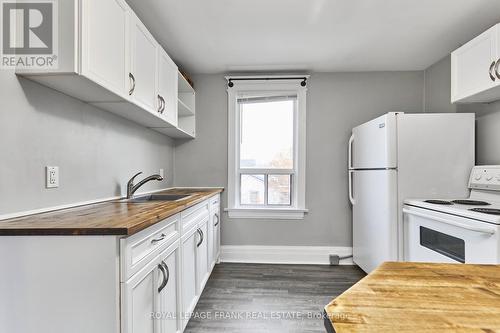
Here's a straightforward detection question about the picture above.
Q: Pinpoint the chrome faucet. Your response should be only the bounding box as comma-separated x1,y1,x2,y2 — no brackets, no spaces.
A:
127,172,164,199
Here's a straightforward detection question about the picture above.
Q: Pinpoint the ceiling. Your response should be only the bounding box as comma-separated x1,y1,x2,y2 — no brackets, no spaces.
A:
127,0,500,74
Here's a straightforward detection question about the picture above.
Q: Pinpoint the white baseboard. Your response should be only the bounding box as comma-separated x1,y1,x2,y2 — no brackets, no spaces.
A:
220,245,354,265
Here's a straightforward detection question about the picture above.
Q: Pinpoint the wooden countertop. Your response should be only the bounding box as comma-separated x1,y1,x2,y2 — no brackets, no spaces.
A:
0,188,223,236
324,261,500,333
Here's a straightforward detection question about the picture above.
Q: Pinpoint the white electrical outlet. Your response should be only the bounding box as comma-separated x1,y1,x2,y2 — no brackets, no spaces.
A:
159,168,164,178
46,166,59,188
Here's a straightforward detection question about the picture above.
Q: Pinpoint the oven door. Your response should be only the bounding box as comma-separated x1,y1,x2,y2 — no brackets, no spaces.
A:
403,205,499,264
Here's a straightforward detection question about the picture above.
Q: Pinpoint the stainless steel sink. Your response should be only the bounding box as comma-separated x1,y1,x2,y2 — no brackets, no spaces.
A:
125,194,192,203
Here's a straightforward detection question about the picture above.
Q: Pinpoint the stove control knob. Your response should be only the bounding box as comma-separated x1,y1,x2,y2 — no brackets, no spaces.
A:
474,174,482,181
486,175,493,181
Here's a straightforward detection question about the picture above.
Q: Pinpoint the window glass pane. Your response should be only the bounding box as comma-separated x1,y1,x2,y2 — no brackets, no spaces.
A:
240,99,294,169
268,175,291,205
240,174,264,205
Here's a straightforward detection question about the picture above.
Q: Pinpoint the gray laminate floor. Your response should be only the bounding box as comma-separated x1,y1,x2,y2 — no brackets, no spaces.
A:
184,263,366,333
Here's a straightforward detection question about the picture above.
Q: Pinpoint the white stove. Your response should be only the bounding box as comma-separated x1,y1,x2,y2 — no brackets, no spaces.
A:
403,166,500,264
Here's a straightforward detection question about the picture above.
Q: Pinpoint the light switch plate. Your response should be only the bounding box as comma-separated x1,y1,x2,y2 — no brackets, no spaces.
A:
46,166,59,188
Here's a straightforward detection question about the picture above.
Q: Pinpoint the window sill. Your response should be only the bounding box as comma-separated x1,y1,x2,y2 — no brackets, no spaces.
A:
224,207,308,220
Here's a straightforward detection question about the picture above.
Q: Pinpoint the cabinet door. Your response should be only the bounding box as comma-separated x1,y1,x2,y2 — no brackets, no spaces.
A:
181,230,198,328
122,261,159,333
212,210,221,264
158,49,179,127
81,0,129,98
196,220,209,294
207,209,220,268
157,245,180,333
128,12,158,113
451,25,498,103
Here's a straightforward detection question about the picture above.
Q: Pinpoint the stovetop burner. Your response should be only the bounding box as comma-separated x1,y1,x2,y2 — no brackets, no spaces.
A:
451,200,491,206
469,208,500,215
424,200,453,205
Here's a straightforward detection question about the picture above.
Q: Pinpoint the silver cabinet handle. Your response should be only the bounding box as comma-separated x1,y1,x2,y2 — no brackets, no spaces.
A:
159,96,165,114
489,61,496,82
157,95,164,113
157,261,169,293
129,73,136,95
196,228,204,247
151,233,166,244
214,213,219,227
495,59,500,80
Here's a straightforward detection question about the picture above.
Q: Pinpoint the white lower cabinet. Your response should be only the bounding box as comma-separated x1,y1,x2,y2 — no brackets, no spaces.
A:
196,219,210,293
122,264,155,333
0,194,220,333
208,196,221,269
122,241,180,333
181,226,198,329
210,209,221,268
178,195,219,330
157,244,181,333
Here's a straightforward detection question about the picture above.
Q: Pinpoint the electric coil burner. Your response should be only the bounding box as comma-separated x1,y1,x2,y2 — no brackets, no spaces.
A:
424,200,453,205
452,200,491,206
469,208,500,215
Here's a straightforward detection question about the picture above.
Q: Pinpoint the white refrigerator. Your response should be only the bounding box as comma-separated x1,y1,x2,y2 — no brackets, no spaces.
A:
348,112,475,273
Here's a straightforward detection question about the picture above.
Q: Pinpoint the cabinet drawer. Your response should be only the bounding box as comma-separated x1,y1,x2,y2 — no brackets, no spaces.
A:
181,201,209,234
121,214,179,281
209,194,220,209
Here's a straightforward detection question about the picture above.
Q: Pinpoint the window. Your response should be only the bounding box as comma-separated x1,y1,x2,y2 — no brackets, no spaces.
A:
226,77,308,219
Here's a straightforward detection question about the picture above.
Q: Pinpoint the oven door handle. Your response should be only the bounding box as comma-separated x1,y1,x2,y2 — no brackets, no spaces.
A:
403,208,496,235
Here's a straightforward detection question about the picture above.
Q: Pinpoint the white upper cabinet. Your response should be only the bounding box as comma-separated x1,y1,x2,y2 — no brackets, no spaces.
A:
81,0,129,99
15,0,194,139
158,49,179,127
451,24,500,103
128,12,159,113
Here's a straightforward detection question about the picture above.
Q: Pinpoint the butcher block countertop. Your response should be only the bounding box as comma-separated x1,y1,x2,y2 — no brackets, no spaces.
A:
324,261,500,333
0,188,223,236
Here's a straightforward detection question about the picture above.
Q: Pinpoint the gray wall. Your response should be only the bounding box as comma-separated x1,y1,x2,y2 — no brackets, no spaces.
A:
423,55,500,165
0,69,174,215
174,72,424,246
424,56,456,113
475,101,500,165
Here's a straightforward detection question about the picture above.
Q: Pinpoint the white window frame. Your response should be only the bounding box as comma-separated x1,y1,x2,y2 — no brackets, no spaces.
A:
225,76,308,219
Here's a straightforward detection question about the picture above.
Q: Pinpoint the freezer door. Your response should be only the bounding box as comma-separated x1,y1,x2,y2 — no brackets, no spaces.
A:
352,169,398,273
350,113,398,169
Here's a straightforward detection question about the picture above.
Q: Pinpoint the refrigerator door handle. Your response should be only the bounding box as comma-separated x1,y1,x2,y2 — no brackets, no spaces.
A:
348,134,354,169
348,170,355,205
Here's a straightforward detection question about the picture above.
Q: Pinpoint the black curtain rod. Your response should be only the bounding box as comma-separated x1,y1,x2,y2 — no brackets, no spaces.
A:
227,77,307,87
